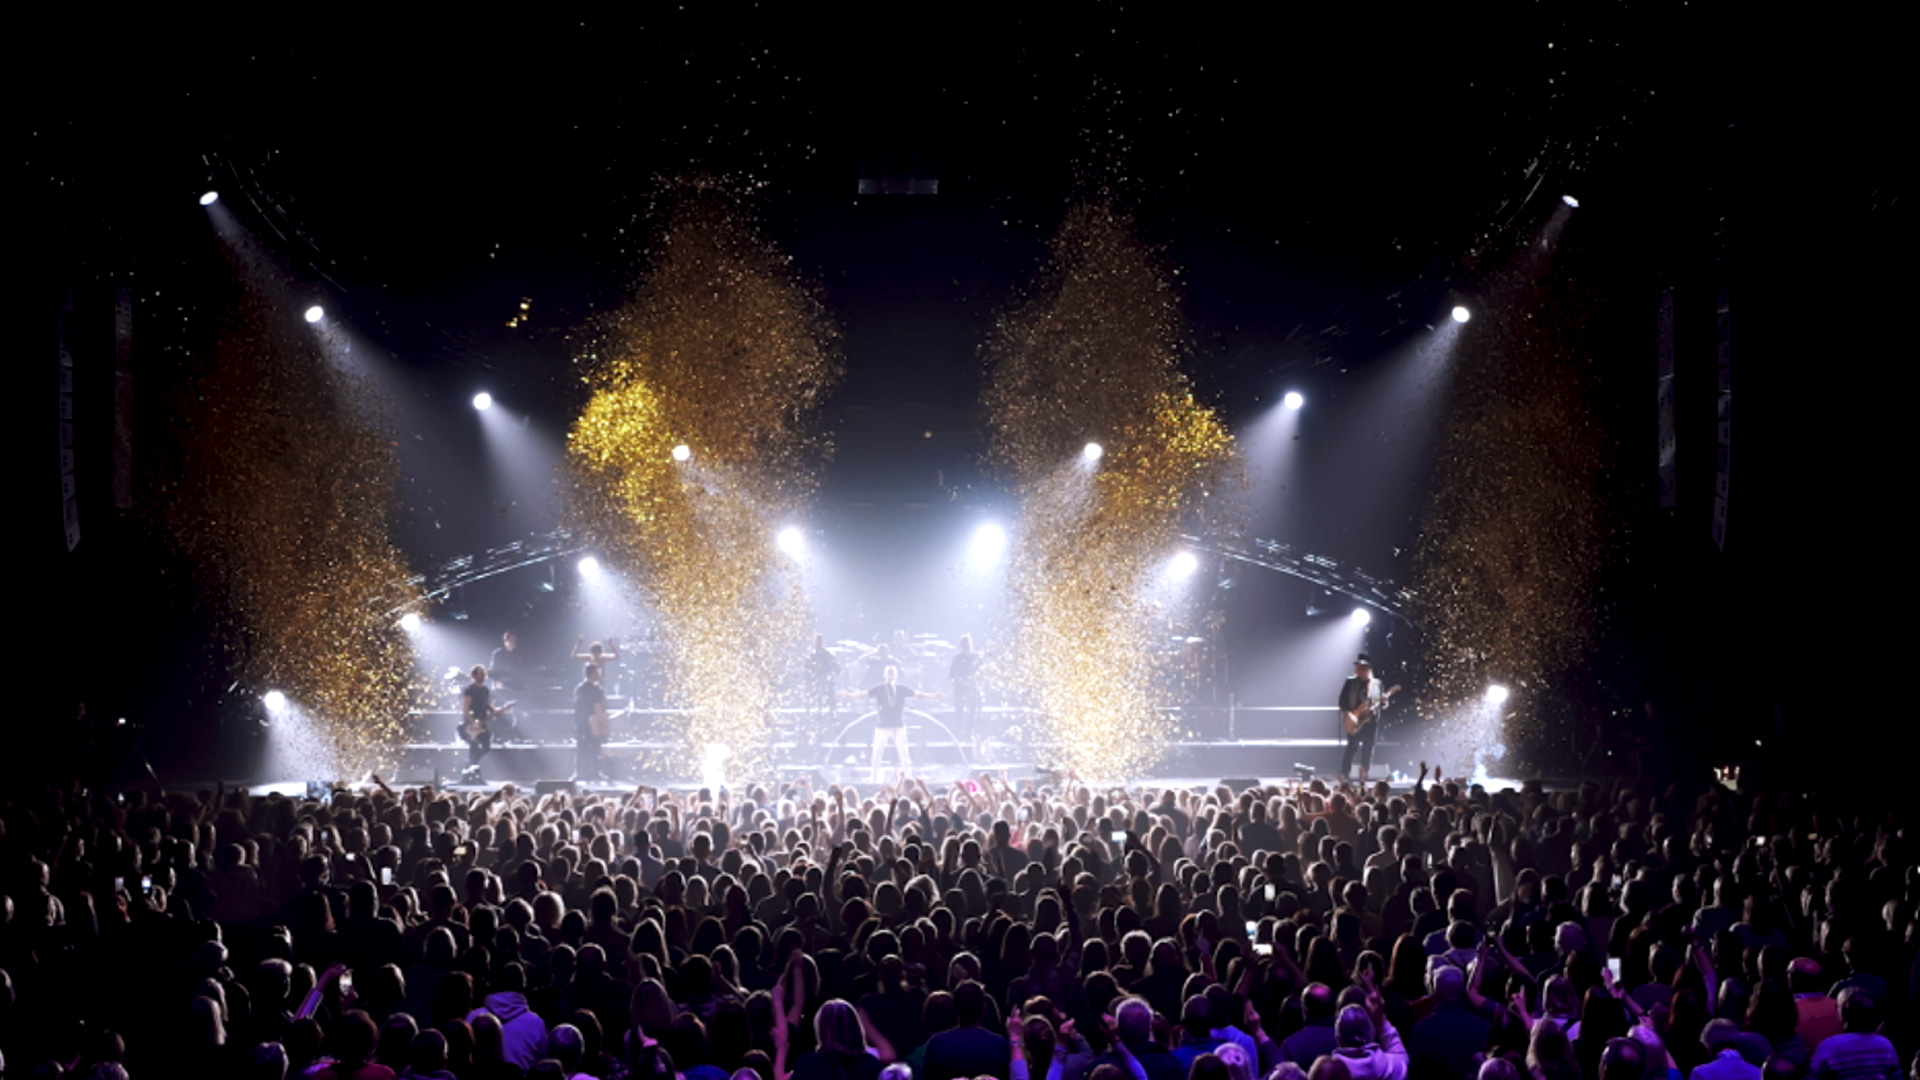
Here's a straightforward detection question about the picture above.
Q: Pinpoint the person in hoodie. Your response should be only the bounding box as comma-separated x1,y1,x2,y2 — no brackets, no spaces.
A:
467,962,549,1071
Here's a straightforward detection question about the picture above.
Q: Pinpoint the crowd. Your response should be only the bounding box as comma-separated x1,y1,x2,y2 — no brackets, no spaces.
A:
1,763,1914,1080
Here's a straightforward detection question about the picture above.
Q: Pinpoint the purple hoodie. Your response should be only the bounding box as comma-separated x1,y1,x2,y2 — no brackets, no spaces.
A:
468,991,549,1069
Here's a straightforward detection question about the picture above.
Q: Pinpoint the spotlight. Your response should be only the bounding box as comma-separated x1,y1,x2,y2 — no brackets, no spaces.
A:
262,690,288,713
1451,306,1471,324
578,555,602,581
1282,391,1305,410
776,526,806,558
1562,194,1580,208
1349,608,1372,627
1081,442,1104,464
969,522,1008,563
399,612,422,632
472,391,493,411
304,305,325,324
199,191,219,206
671,444,692,462
1485,683,1510,705
1170,551,1199,579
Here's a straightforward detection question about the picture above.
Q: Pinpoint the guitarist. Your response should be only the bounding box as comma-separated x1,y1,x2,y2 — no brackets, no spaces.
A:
460,664,514,783
574,662,609,782
1337,653,1391,785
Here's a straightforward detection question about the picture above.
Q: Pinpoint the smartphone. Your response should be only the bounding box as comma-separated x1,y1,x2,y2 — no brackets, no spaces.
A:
114,876,125,895
345,852,358,863
1253,942,1274,957
453,844,471,860
1265,884,1276,900
140,875,153,895
1245,920,1258,937
116,792,126,805
338,970,354,997
380,866,394,886
1607,957,1622,982
1109,830,1125,843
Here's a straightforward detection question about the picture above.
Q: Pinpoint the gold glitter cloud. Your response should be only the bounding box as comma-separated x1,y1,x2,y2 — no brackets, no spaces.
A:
158,287,422,778
567,178,840,780
983,202,1239,780
1414,236,1607,756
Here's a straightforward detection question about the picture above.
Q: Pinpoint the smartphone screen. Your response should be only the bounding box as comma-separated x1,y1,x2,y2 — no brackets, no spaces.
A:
140,875,153,894
380,866,394,886
1109,830,1125,843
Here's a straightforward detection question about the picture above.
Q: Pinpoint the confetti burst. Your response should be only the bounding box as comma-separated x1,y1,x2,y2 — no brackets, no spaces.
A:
567,177,839,781
1414,233,1607,761
984,202,1240,780
158,287,423,778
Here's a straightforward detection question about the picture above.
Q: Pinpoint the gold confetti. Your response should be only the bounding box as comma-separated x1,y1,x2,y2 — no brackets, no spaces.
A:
983,202,1240,780
1413,232,1607,755
566,177,840,780
157,283,423,778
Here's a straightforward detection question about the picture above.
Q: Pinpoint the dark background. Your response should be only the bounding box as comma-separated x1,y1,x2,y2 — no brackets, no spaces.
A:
33,6,1897,781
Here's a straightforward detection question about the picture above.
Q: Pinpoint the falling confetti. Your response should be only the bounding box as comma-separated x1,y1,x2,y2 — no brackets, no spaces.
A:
1414,227,1608,764
567,177,840,780
158,284,423,778
983,201,1240,780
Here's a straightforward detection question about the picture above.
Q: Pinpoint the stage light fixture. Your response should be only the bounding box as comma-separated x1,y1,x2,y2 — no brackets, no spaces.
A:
472,391,493,411
1283,391,1305,410
1562,194,1580,208
1171,551,1199,579
776,526,806,557
969,522,1008,562
262,690,288,713
199,191,219,206
1349,607,1372,627
1451,306,1471,324
578,555,602,581
1485,683,1510,705
399,612,422,632
671,444,692,462
303,305,325,324
1081,442,1104,464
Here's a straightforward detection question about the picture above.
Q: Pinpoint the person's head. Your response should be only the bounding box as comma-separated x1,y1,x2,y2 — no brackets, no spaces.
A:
549,1024,586,1070
329,1009,380,1070
884,665,899,685
503,631,517,650
815,999,867,1055
1429,962,1467,1003
1115,997,1154,1043
471,664,487,684
1308,1055,1352,1080
1701,1019,1741,1054
1303,982,1335,1021
409,1030,450,1076
1334,1005,1374,1049
1353,656,1372,678
1216,1043,1256,1080
1599,1037,1646,1080
1836,987,1879,1033
1478,1060,1522,1080
952,980,988,1027
247,1042,290,1080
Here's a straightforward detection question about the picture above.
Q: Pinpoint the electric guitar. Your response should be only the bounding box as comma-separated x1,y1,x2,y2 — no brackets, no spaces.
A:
462,699,516,743
1341,684,1403,735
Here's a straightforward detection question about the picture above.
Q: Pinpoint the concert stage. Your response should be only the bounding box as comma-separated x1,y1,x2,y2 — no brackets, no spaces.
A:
397,703,1408,787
